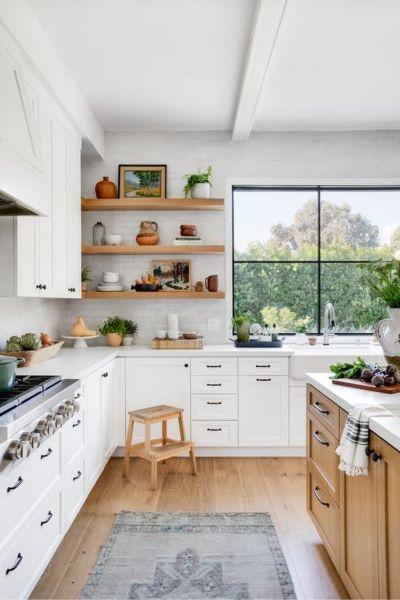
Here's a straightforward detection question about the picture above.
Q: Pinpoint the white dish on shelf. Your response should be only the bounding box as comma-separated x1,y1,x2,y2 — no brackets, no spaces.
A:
61,334,100,349
96,284,123,292
105,234,122,245
102,271,120,283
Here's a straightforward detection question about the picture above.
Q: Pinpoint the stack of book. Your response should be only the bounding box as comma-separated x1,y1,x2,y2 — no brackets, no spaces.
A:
174,235,203,245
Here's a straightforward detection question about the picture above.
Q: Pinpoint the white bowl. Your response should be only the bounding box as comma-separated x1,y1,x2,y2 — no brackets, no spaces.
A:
105,234,122,246
103,271,119,283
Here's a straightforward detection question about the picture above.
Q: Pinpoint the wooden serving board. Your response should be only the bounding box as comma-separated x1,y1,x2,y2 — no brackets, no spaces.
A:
332,377,400,394
5,341,64,367
151,337,203,350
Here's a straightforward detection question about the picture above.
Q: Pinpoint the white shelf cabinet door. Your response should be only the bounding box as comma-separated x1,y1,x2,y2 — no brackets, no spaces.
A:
51,118,69,297
101,360,117,461
238,375,289,446
289,386,307,446
126,358,191,442
82,370,103,494
65,138,81,298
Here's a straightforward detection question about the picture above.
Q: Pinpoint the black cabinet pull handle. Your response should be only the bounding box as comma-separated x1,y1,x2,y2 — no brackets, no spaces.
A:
6,553,23,575
42,284,47,290
314,401,329,415
256,364,271,368
36,284,42,289
313,486,329,507
73,470,82,481
256,378,271,382
75,393,81,398
206,383,222,387
72,419,81,428
312,431,329,446
102,372,108,378
207,401,222,405
207,428,222,432
207,364,221,368
372,451,383,462
184,363,189,367
365,447,373,456
41,448,53,459
7,476,23,493
68,287,76,292
40,511,53,526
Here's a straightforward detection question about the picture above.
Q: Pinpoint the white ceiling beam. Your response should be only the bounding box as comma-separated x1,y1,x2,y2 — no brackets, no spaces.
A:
232,0,287,141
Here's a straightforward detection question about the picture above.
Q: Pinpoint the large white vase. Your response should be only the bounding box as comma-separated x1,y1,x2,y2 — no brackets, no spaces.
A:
191,182,211,198
376,308,400,367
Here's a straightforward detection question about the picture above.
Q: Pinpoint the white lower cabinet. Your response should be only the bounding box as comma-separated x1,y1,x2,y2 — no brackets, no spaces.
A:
191,421,238,446
126,358,191,441
191,394,237,420
101,360,116,460
238,375,289,446
65,450,85,528
289,386,307,446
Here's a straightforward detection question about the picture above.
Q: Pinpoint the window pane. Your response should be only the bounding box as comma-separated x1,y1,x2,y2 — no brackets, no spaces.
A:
321,190,400,260
320,263,388,332
234,262,318,332
233,189,318,260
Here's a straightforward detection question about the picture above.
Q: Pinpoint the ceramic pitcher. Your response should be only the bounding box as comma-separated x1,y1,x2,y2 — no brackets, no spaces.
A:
136,221,159,245
376,308,400,367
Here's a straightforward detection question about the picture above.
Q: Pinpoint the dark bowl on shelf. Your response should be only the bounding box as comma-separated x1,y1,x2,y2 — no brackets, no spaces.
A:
131,283,160,292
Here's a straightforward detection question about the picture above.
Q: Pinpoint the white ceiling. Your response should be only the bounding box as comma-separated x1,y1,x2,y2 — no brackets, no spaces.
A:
28,0,400,135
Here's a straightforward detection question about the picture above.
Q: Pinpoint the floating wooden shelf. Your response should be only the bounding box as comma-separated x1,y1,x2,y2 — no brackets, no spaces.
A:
81,291,225,300
82,244,225,255
81,197,224,211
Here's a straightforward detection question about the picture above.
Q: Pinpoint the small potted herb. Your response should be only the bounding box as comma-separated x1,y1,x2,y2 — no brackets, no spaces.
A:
183,166,212,198
295,324,308,345
98,316,127,347
81,266,92,292
232,315,250,343
122,319,138,346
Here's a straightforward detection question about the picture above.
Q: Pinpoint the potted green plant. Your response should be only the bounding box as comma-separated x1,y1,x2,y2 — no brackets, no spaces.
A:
98,316,127,347
121,319,138,346
232,315,250,343
295,324,308,345
81,266,92,292
183,166,212,198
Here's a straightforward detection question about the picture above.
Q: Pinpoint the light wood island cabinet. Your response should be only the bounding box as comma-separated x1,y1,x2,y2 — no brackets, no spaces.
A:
306,384,400,599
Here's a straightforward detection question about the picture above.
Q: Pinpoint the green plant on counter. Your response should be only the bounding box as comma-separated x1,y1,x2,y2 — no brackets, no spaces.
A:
231,315,245,330
81,266,92,282
123,319,138,336
359,259,400,308
329,357,366,379
98,316,127,336
183,165,212,197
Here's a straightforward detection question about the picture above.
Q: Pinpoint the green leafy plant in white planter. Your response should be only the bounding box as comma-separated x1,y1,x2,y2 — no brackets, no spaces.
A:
81,266,91,292
122,319,138,346
183,166,212,198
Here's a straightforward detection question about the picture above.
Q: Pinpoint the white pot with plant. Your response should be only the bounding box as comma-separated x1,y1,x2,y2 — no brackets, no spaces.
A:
81,266,91,292
183,166,212,199
122,319,138,346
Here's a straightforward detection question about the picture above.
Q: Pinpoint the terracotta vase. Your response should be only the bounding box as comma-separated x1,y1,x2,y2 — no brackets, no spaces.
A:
95,176,117,199
106,333,123,347
136,221,159,245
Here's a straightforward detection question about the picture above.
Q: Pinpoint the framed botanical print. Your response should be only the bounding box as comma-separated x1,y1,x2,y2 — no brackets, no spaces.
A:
118,164,167,200
151,260,191,291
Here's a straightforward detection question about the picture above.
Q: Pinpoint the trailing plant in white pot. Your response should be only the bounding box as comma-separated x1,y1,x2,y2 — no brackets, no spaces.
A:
183,166,212,198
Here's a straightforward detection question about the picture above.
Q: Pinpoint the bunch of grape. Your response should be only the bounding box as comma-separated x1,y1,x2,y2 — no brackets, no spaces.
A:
360,363,400,387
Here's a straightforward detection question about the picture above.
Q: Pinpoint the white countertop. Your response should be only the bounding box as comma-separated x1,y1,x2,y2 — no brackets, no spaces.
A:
306,372,400,452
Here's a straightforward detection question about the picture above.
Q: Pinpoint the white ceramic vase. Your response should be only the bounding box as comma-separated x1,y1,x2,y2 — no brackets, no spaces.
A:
376,308,400,367
122,335,134,346
191,182,211,198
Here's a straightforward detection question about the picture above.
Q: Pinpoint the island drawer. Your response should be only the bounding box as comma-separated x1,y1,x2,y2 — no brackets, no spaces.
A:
307,413,340,501
239,357,289,376
307,384,340,438
191,357,237,375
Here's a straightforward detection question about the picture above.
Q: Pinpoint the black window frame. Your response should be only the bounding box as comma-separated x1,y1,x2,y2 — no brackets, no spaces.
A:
232,185,400,335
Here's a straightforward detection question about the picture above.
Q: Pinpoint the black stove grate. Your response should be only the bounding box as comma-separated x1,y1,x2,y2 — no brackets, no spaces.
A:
0,375,61,416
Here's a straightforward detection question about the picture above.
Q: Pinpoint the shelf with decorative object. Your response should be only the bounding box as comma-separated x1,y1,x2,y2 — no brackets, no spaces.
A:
82,244,225,255
81,291,225,300
81,197,224,211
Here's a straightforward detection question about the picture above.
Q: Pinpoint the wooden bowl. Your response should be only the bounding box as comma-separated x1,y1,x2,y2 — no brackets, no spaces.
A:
182,332,199,339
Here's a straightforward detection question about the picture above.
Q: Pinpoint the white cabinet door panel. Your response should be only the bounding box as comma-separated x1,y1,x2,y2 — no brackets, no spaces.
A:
191,357,237,376
239,357,289,376
82,370,102,493
289,386,306,446
191,421,238,447
101,360,116,460
191,375,237,395
191,394,237,420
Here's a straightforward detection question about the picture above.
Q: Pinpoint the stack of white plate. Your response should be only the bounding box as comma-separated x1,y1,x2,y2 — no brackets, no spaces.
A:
96,283,123,292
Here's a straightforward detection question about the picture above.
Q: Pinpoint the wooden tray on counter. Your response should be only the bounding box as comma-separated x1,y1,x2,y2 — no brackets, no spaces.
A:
332,377,400,394
5,341,64,367
151,337,203,350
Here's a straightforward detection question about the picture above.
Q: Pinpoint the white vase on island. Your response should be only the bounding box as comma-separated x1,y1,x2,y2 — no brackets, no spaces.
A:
376,308,400,367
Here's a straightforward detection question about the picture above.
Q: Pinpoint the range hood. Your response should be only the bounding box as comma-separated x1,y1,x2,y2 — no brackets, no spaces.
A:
0,189,38,216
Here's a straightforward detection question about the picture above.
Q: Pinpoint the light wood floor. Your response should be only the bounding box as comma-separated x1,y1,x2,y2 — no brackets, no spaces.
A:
31,457,348,600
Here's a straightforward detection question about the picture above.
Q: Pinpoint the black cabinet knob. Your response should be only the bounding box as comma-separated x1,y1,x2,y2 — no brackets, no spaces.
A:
68,287,76,292
184,363,189,368
365,447,373,456
372,452,383,462
36,284,42,289
42,284,47,290
102,372,108,378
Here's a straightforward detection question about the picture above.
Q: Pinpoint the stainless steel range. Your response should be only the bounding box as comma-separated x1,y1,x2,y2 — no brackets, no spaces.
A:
0,375,80,460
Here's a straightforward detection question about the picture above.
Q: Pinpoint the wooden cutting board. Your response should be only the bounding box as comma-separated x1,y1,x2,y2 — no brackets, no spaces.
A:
151,337,203,350
332,378,400,394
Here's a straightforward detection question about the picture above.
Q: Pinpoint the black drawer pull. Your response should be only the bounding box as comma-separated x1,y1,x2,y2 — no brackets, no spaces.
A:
75,393,81,398
256,378,271,382
207,364,222,368
207,401,222,405
102,372,108,378
73,470,82,481
41,448,53,459
312,431,329,446
42,284,47,290
7,476,23,493
72,419,81,428
40,511,53,526
313,486,329,507
314,401,329,415
372,451,382,462
256,364,271,368
207,428,222,432
6,553,23,575
206,383,222,387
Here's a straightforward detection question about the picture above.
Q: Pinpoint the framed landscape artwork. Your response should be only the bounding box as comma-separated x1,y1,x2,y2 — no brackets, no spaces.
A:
118,164,167,200
151,260,191,291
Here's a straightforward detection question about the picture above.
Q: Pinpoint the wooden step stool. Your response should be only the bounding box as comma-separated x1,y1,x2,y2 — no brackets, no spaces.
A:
122,404,197,490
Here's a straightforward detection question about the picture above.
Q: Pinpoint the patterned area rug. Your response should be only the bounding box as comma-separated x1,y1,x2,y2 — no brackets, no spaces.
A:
81,512,296,599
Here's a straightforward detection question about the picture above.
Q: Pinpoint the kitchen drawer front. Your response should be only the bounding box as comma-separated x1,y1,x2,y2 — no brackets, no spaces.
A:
306,462,340,569
191,357,237,376
191,394,237,420
0,431,61,546
239,357,289,376
191,421,238,446
0,484,62,600
191,375,237,395
62,412,84,463
307,384,340,438
307,413,340,501
66,450,85,527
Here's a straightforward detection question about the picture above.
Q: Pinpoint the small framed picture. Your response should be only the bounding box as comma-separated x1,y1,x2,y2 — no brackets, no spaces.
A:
118,164,167,200
151,260,191,291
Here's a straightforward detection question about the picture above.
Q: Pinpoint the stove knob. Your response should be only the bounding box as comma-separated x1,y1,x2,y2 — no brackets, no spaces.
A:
18,439,31,459
54,413,64,428
6,440,21,460
57,404,69,420
45,414,56,435
29,432,41,449
35,419,48,437
64,401,75,419
73,400,80,413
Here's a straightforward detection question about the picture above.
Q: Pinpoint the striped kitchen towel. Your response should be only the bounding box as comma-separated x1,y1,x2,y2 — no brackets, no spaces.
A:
336,404,392,476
